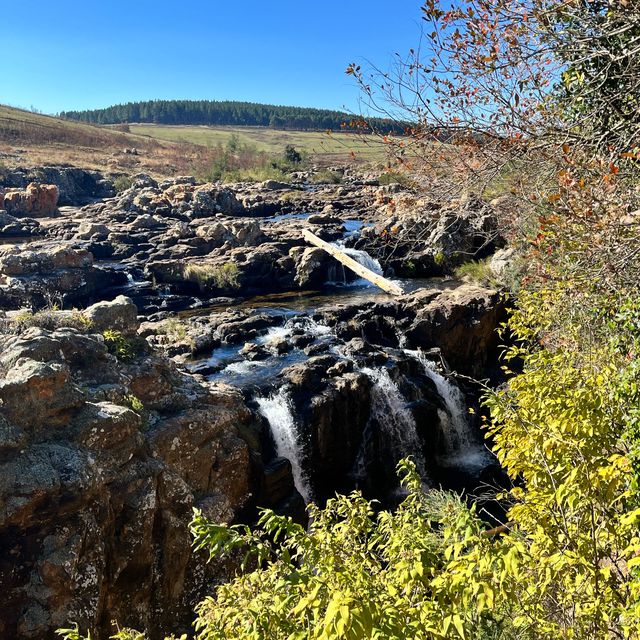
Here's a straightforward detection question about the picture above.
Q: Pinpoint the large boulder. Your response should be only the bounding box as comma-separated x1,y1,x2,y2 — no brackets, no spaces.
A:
84,295,139,335
0,166,114,205
3,183,59,218
0,210,42,239
404,285,506,377
0,246,127,310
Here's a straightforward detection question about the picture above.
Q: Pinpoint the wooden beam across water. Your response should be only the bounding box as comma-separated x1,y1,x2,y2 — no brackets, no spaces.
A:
302,228,404,296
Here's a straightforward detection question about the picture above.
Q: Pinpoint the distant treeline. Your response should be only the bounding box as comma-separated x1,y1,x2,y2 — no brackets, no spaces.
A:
59,100,407,134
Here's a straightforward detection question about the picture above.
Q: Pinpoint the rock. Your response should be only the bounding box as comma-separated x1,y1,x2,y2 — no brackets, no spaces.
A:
130,214,165,230
0,246,126,310
293,247,333,288
75,222,110,240
3,183,59,217
84,295,139,335
350,192,504,276
404,285,506,377
0,359,82,430
489,247,517,282
308,214,342,225
0,210,41,239
0,166,114,205
239,342,269,361
259,180,293,191
0,323,290,638
192,185,243,216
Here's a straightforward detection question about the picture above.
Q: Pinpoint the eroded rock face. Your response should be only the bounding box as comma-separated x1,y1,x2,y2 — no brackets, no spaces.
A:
350,192,505,277
0,246,127,310
0,166,114,205
2,183,59,218
0,313,288,639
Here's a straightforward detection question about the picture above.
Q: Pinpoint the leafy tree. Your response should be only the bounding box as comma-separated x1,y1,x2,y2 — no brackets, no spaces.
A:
283,144,302,164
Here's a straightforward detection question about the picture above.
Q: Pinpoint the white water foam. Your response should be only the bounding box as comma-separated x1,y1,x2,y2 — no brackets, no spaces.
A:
255,387,313,503
257,317,333,346
407,349,491,470
360,367,426,474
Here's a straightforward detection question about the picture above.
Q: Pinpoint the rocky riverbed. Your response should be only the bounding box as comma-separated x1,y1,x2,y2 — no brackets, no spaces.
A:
0,165,512,638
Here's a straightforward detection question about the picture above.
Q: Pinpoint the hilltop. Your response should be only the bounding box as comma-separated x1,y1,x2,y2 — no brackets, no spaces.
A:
59,99,405,134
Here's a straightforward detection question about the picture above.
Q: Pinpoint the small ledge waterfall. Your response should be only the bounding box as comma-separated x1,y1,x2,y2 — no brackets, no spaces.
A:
408,349,491,470
256,387,313,503
326,241,384,285
359,366,426,474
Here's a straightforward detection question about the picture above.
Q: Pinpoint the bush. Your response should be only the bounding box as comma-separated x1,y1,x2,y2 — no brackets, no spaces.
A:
113,175,134,193
311,169,343,184
184,262,241,290
377,170,417,189
102,329,139,361
454,259,498,287
283,144,302,164
196,136,296,184
5,308,93,333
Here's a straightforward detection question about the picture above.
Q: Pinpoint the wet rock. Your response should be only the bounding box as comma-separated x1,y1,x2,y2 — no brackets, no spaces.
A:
239,342,270,361
292,246,333,288
404,285,505,377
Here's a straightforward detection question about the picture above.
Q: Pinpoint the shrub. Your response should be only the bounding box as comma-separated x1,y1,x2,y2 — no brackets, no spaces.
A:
102,329,138,361
124,394,144,412
7,308,93,333
184,262,241,290
283,144,302,164
454,259,498,287
377,170,417,189
113,175,134,193
311,169,343,184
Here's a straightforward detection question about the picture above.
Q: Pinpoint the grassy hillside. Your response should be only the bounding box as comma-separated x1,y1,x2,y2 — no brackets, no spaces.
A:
0,104,200,175
128,124,387,162
0,105,388,179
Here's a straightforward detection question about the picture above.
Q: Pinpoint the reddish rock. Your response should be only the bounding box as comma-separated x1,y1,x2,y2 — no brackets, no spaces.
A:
3,183,59,218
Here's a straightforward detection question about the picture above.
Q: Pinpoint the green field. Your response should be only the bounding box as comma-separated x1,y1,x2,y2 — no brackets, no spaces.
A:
128,124,388,161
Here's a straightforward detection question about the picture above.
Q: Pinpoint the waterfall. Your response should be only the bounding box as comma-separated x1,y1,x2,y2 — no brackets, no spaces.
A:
360,367,426,474
326,241,384,286
407,349,490,469
255,387,313,503
340,246,383,275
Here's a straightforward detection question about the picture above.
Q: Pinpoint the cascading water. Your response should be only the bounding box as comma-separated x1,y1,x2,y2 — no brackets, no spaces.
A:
407,349,491,469
358,367,426,475
340,245,384,275
255,387,313,503
326,241,384,287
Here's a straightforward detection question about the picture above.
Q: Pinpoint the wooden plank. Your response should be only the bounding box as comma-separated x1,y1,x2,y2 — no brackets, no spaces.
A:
302,229,404,296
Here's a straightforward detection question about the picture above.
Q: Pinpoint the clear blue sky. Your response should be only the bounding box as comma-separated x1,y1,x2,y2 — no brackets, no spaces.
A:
2,0,424,115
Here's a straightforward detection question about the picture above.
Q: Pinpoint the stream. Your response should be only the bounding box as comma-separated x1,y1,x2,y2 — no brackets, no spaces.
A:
182,240,496,504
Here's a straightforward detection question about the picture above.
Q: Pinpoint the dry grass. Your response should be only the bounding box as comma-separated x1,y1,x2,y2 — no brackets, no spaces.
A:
128,124,390,163
0,104,224,177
